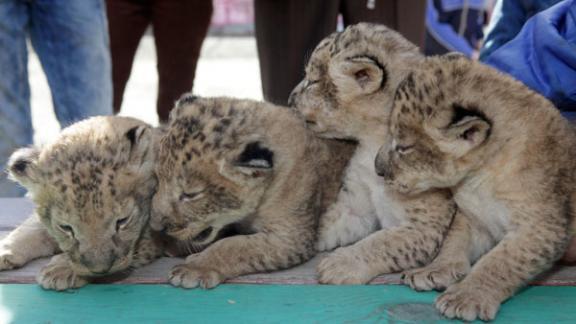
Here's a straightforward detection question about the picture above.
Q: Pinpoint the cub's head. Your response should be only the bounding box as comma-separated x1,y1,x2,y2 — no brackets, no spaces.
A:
288,23,422,139
8,117,157,276
374,56,497,194
152,96,290,246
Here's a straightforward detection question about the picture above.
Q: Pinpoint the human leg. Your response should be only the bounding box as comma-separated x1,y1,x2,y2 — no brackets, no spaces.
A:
0,0,32,196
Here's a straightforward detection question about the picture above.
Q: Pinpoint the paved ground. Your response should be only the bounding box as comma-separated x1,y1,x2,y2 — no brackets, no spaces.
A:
29,36,262,145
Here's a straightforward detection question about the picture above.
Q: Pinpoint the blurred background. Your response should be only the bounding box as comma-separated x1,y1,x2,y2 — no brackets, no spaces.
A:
3,0,575,196
31,0,261,144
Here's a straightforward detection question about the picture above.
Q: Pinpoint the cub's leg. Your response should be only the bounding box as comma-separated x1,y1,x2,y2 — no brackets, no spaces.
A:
37,254,88,291
436,206,570,321
0,215,59,270
402,210,471,291
318,190,455,284
317,191,379,252
169,229,315,289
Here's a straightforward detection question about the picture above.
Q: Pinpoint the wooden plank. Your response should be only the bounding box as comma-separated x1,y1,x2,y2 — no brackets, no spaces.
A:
0,284,575,323
1,252,575,287
0,253,402,285
1,198,576,287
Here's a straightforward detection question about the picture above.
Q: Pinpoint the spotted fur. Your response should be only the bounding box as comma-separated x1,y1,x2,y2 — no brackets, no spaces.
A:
375,55,576,321
1,117,164,290
152,95,353,289
289,23,460,285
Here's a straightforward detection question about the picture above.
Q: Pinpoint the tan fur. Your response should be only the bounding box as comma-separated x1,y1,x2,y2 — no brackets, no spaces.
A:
289,23,460,284
375,55,576,321
2,116,164,290
152,95,352,289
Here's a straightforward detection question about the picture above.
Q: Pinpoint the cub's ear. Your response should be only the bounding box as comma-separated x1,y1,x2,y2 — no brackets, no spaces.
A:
125,125,156,171
7,147,41,189
169,93,200,123
233,141,274,177
441,105,491,157
329,55,386,97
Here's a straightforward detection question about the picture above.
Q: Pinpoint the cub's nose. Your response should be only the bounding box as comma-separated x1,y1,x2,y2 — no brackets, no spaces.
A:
149,214,166,232
287,93,297,108
288,80,306,108
376,166,395,181
81,252,116,275
374,154,394,181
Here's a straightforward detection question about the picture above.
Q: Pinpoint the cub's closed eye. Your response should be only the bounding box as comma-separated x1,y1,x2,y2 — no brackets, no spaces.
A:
305,79,320,88
395,145,414,154
116,216,131,231
59,224,74,236
179,191,205,202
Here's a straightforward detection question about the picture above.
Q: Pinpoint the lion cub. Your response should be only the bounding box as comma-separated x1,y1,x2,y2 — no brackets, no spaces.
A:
375,55,576,321
1,116,163,290
289,23,460,284
151,95,350,289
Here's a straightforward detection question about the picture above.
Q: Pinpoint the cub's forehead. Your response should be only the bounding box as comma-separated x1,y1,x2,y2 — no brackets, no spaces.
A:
164,99,250,151
37,156,128,206
308,23,419,65
160,97,269,167
41,116,149,161
36,116,151,197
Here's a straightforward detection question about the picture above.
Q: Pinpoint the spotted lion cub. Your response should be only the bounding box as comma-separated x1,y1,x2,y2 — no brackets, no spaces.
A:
151,95,349,289
289,23,460,285
375,56,576,321
1,116,163,290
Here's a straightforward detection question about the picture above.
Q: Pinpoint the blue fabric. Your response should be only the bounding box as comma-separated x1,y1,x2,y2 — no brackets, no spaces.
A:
0,0,112,196
425,0,484,57
480,0,564,60
483,0,576,111
441,0,485,11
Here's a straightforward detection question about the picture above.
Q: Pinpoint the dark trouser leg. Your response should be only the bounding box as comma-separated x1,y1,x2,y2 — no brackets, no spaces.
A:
341,0,396,26
106,0,150,114
254,0,339,106
342,0,426,49
152,0,212,123
396,0,426,49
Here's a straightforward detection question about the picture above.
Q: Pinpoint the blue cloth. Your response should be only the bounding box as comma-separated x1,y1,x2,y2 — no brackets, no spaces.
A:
480,0,563,60
482,0,576,111
425,0,485,57
0,0,112,196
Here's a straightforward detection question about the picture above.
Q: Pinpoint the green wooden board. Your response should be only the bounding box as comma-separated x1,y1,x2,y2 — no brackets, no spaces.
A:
0,284,575,323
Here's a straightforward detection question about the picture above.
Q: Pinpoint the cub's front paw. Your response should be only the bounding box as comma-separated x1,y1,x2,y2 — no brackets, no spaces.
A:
169,264,224,289
316,234,339,252
316,223,349,252
317,248,374,285
37,264,87,291
0,247,25,271
436,281,501,321
402,260,470,291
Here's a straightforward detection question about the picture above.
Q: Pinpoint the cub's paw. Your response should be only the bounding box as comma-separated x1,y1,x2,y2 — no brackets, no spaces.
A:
169,264,224,289
402,260,470,291
316,232,339,252
436,282,501,321
0,247,25,271
317,248,374,285
37,264,87,291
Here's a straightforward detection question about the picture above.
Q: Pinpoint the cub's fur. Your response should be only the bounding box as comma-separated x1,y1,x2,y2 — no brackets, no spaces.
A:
1,117,163,290
289,23,460,285
375,55,576,321
152,95,351,289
